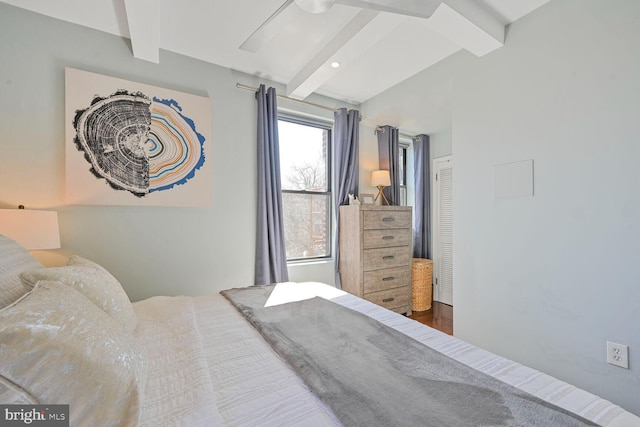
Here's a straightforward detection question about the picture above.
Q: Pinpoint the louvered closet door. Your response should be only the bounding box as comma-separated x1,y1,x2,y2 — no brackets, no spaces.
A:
434,157,453,306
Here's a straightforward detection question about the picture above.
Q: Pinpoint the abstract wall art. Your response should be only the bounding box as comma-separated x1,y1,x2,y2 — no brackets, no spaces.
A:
65,68,212,206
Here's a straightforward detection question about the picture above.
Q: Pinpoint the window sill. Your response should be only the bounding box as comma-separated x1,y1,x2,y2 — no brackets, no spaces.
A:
287,258,334,267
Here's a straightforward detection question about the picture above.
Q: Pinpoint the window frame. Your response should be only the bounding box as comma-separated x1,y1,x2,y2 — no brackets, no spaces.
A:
399,141,409,206
277,113,333,263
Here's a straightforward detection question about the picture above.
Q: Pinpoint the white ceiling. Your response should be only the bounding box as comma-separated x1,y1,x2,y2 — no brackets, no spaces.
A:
1,0,550,105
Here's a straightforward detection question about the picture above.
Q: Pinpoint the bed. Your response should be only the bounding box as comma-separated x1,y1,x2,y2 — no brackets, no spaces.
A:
0,234,638,426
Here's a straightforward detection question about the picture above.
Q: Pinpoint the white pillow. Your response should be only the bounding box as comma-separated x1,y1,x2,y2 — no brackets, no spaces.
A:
67,254,106,270
0,281,145,426
20,259,137,333
0,235,44,309
0,376,38,404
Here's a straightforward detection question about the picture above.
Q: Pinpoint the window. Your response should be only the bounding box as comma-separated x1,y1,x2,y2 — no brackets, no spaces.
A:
278,116,331,261
399,142,409,206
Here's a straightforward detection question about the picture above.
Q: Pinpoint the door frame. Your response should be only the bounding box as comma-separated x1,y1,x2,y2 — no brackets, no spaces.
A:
431,155,453,304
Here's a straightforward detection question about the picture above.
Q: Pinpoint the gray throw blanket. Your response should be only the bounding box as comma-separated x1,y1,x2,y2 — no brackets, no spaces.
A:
221,286,597,427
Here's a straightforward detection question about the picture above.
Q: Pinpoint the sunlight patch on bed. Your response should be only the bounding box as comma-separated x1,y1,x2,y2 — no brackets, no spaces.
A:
264,282,347,307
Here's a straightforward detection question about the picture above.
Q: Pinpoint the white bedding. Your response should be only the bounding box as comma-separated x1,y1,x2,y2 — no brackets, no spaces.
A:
133,283,639,427
133,295,221,426
133,292,339,426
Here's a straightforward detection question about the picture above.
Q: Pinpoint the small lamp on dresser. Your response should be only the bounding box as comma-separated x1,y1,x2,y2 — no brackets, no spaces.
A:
0,205,60,250
371,170,391,205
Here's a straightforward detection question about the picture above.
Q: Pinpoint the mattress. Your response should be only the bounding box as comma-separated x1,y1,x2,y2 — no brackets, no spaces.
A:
133,282,639,426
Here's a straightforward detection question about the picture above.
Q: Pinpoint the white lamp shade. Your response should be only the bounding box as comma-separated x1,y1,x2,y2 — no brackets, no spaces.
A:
371,170,391,187
0,209,60,250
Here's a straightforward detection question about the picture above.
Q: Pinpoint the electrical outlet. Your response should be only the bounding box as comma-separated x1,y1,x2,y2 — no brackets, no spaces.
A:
606,341,629,369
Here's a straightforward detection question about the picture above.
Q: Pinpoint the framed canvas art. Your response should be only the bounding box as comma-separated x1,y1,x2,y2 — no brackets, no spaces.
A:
65,68,212,207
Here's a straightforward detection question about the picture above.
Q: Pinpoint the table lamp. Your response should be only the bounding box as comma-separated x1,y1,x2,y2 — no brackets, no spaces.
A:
371,170,391,205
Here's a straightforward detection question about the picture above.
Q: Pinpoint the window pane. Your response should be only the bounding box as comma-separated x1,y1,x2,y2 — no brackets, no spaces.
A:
399,146,407,186
282,192,330,259
399,186,407,206
278,121,328,192
278,117,332,261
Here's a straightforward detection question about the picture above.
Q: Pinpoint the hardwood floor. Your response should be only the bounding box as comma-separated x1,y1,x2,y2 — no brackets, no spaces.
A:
409,302,453,335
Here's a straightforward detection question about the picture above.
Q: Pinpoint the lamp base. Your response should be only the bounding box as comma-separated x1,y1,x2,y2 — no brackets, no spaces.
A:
374,186,390,205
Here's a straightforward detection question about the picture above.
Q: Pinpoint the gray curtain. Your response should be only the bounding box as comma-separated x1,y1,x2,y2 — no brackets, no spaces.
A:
413,134,431,259
377,125,400,205
255,84,289,285
333,108,360,289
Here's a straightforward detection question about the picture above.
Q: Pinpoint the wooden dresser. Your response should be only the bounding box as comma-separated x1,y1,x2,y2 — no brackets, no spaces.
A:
339,205,412,315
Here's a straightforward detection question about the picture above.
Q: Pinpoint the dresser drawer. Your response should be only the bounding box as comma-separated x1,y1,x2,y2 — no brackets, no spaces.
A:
363,267,411,293
363,228,412,249
363,246,410,271
363,210,412,230
364,286,410,312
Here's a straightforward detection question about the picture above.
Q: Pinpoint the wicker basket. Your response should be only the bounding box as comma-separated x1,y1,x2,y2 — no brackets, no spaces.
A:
411,258,433,311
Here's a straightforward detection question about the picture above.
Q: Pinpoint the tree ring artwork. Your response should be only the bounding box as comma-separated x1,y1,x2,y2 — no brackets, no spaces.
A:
65,68,212,206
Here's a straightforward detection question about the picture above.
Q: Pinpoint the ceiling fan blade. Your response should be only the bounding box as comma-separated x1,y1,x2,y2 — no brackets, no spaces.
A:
239,0,301,53
334,0,439,19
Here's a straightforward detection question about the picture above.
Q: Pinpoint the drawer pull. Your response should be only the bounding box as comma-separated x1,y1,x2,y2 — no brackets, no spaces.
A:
382,297,395,303
382,217,395,222
382,255,395,260
382,235,394,240
382,277,395,281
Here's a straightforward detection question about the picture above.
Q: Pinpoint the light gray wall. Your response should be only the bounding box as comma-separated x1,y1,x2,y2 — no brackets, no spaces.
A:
430,128,452,160
0,4,354,301
358,124,385,197
449,0,639,415
360,54,454,159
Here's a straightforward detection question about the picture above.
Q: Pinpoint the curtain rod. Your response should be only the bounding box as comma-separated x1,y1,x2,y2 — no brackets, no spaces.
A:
236,83,339,113
374,126,419,140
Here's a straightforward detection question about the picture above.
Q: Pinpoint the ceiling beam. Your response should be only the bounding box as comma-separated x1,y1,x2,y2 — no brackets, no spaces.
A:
427,0,504,56
124,0,160,63
287,9,386,99
335,0,503,55
239,0,302,53
335,0,439,19
286,0,504,99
